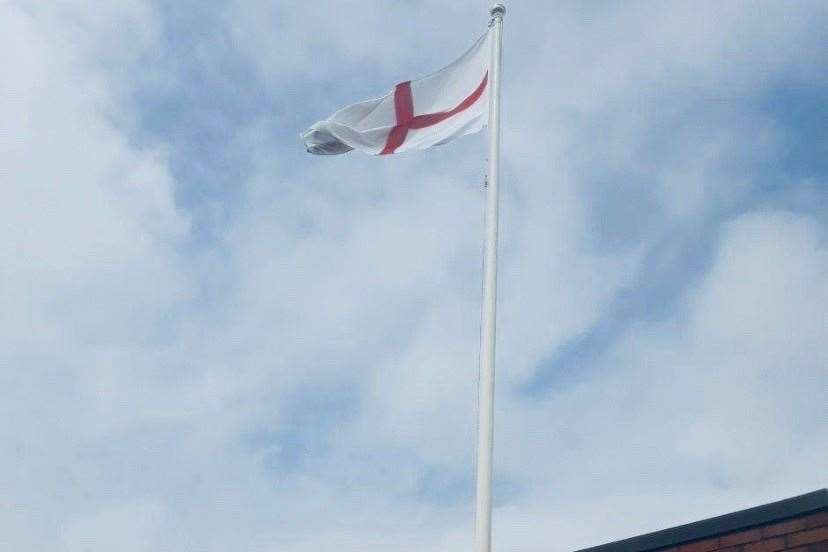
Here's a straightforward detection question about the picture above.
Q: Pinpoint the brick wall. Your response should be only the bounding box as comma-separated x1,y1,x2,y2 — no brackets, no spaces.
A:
663,511,828,552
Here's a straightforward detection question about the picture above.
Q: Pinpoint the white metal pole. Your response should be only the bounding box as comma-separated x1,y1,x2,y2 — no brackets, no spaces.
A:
476,5,504,552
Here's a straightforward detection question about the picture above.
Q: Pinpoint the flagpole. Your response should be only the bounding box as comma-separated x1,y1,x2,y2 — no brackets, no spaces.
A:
476,4,504,552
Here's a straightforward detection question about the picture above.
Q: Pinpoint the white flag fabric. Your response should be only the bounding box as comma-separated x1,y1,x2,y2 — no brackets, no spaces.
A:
302,29,492,155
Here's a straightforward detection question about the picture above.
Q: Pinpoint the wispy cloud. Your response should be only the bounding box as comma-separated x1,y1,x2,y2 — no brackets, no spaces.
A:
2,2,826,551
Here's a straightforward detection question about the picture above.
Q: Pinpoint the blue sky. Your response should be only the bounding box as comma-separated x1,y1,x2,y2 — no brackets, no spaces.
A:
2,1,826,551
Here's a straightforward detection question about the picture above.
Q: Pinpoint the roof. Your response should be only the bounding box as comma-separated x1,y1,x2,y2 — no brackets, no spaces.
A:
576,489,828,552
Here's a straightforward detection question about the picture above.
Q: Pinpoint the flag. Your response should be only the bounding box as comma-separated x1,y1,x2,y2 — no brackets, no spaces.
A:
302,29,493,156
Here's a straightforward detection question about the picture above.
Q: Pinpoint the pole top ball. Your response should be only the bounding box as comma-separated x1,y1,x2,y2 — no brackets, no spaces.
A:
490,3,506,18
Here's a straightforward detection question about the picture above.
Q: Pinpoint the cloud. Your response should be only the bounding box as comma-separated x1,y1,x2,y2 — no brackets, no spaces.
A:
0,2,189,548
492,209,828,551
2,1,826,551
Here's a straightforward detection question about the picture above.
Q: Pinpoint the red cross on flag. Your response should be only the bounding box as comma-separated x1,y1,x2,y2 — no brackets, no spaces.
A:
302,29,493,155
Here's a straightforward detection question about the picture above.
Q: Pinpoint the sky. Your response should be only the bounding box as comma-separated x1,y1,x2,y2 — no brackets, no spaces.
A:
1,1,826,551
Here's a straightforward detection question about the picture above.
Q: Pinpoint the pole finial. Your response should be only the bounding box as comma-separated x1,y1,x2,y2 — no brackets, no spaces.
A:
490,3,506,19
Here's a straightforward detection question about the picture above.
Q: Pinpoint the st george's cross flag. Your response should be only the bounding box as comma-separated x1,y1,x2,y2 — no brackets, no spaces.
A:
302,29,493,155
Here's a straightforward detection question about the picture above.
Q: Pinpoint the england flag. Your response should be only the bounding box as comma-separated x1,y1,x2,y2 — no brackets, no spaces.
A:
302,29,493,155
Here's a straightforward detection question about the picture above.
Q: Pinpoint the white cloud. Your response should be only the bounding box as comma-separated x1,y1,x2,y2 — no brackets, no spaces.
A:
491,210,828,551
2,1,826,551
60,497,168,552
0,3,190,549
